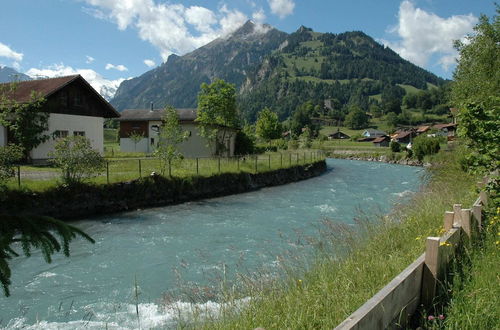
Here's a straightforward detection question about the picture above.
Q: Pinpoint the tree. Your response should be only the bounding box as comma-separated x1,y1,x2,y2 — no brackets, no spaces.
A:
255,107,282,145
0,144,23,186
451,8,500,172
154,106,189,176
0,215,94,296
412,135,440,161
49,135,105,185
0,82,49,161
235,124,256,155
344,105,369,129
386,112,399,129
196,79,239,155
290,101,319,137
128,131,144,152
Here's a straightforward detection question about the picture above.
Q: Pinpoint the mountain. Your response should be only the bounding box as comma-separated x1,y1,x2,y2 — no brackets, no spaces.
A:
112,20,288,111
239,27,446,121
0,66,31,83
111,22,446,121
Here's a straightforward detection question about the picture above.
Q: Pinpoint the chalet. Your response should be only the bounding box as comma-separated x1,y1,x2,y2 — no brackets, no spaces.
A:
118,108,237,157
0,75,119,160
433,123,457,141
328,130,350,140
393,130,416,144
416,125,431,135
372,136,390,147
362,129,387,138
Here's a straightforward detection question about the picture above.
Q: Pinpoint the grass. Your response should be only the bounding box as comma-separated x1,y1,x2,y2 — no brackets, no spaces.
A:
6,150,324,192
186,148,480,329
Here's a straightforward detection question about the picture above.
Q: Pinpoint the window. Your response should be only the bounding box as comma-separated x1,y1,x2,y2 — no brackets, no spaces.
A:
53,130,69,139
150,138,155,145
73,131,85,137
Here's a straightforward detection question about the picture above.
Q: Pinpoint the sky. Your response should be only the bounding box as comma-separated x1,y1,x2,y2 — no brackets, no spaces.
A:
0,0,496,98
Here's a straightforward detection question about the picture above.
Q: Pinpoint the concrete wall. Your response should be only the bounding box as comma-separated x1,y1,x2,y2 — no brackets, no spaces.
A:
0,125,6,147
31,113,104,160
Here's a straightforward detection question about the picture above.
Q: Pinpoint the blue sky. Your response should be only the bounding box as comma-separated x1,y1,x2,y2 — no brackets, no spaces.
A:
0,0,495,98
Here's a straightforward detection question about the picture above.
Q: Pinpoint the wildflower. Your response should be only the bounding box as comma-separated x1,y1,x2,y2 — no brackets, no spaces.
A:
428,315,435,321
440,242,452,247
415,236,422,241
438,314,445,320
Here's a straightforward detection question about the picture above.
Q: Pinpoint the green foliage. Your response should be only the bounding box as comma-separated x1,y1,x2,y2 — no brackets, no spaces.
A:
0,144,23,185
390,141,401,153
385,112,399,128
344,105,369,129
49,135,105,184
235,124,256,155
0,214,94,296
197,79,239,155
298,128,313,149
255,107,282,143
412,135,441,161
128,131,145,151
154,106,189,175
452,8,500,172
290,101,319,137
0,83,49,161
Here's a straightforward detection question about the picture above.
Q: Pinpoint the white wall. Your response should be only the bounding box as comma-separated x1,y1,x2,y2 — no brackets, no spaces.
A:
178,123,215,158
31,113,104,160
120,137,148,153
0,125,6,147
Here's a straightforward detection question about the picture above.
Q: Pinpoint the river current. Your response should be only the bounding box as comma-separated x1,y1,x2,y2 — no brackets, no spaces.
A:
0,159,423,329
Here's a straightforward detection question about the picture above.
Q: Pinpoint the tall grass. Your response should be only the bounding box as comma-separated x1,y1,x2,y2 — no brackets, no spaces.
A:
190,149,479,329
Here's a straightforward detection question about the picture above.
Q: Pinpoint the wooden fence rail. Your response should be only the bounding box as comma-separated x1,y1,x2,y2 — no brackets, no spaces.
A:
335,178,490,330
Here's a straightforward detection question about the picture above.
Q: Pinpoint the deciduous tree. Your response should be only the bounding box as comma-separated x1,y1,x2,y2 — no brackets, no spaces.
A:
255,107,282,145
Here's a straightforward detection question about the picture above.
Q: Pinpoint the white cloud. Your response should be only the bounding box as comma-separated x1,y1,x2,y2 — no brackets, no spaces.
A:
83,1,249,61
0,42,23,62
105,63,128,71
381,0,477,71
144,59,156,67
268,0,295,19
252,8,266,25
86,55,95,64
25,64,127,100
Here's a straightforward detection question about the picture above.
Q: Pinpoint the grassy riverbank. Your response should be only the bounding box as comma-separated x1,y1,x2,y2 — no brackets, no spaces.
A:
193,148,480,329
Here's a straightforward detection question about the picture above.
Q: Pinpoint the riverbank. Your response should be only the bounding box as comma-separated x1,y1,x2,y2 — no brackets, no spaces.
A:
327,151,426,166
1,160,326,220
201,150,480,329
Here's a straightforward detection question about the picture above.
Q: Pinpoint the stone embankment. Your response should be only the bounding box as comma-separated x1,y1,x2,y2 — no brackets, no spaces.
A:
2,160,327,220
331,154,428,167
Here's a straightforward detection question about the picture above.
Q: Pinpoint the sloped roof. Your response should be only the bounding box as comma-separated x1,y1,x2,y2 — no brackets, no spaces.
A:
394,130,413,140
0,75,119,118
363,128,387,136
433,123,457,130
119,108,198,122
372,136,389,143
417,125,430,133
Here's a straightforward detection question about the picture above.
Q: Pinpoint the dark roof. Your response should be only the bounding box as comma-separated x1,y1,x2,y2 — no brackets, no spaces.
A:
0,75,119,118
394,130,413,140
119,108,198,122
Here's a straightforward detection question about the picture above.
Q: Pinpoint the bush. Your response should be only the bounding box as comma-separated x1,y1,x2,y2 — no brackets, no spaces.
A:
49,136,105,184
0,144,23,185
390,141,401,153
235,126,256,155
412,135,441,161
288,139,299,150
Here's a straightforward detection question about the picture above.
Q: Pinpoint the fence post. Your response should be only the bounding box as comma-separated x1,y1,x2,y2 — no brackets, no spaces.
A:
139,159,142,178
196,157,199,175
106,161,109,184
237,157,240,172
453,204,462,226
461,209,472,238
421,237,441,307
472,203,482,231
254,155,258,173
268,154,271,169
443,211,454,231
168,159,172,178
280,153,283,168
218,157,221,174
289,153,292,166
17,165,21,188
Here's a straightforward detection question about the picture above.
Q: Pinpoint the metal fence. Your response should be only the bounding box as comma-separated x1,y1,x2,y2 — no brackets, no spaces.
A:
11,151,325,188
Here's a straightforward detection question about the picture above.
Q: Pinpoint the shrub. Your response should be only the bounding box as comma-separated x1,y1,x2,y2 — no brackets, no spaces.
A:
49,136,105,184
390,141,401,153
288,139,299,150
412,135,441,161
0,144,23,186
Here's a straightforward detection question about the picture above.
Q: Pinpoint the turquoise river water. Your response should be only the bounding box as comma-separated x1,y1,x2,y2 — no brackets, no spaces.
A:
0,159,423,329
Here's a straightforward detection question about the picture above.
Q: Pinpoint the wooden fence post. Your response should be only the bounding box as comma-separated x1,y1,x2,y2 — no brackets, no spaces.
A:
472,203,482,231
218,157,221,174
106,161,110,184
268,154,271,169
17,165,21,188
168,159,172,178
254,155,258,173
196,157,199,175
289,153,292,166
237,157,240,172
443,211,454,231
280,153,283,168
421,237,441,307
460,209,472,238
453,204,462,226
139,159,142,178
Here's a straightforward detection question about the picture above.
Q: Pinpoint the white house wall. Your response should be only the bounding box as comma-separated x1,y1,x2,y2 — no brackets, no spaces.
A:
0,125,6,147
31,113,104,160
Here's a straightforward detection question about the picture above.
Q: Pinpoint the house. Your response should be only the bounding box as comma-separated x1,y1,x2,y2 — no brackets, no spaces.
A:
362,129,387,138
118,108,237,157
328,130,350,140
416,125,431,135
372,136,390,147
393,130,416,144
0,75,119,160
433,123,457,141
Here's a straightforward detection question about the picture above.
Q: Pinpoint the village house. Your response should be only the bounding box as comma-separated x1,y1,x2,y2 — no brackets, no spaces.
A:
357,129,388,142
432,123,457,141
372,135,390,147
392,129,416,144
328,130,350,140
118,108,237,157
0,75,119,160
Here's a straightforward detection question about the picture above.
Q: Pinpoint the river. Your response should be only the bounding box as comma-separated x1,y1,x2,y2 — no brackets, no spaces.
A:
0,159,423,329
